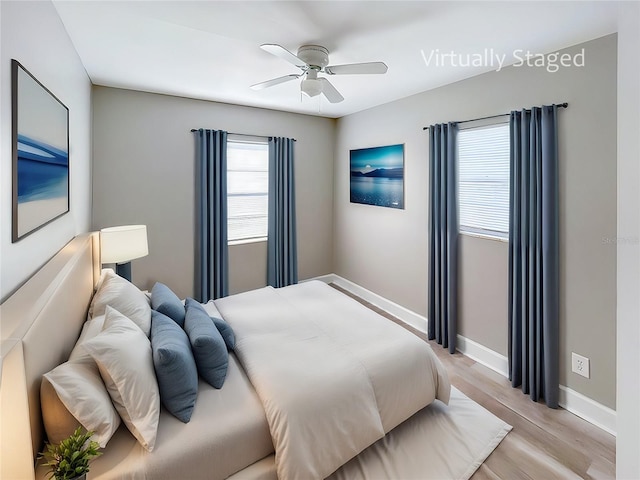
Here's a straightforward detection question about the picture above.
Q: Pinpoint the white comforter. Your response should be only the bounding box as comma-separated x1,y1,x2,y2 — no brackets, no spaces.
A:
215,281,450,480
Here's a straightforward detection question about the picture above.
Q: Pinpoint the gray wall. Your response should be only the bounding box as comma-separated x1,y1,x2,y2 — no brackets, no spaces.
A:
228,241,268,295
334,35,617,409
458,235,508,356
0,0,92,301
92,87,335,299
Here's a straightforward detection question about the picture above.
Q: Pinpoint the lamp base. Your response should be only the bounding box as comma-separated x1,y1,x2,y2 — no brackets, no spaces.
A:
115,262,132,282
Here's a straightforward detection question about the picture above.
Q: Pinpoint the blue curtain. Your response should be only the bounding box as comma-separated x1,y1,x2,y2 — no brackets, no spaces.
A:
428,123,459,354
508,105,559,408
267,137,298,288
195,129,229,301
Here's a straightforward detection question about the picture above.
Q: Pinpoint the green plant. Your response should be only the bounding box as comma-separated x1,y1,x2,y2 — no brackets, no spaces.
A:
40,427,102,480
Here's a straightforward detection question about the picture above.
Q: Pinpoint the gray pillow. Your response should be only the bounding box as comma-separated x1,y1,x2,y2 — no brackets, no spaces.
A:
184,298,228,389
211,316,235,351
151,282,186,327
150,310,198,422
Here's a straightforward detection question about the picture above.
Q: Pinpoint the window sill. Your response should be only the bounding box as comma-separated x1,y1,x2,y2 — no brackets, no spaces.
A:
228,237,267,246
460,231,509,243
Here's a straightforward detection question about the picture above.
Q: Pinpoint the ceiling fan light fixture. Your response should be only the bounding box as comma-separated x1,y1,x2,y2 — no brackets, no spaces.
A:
301,78,322,98
254,43,387,104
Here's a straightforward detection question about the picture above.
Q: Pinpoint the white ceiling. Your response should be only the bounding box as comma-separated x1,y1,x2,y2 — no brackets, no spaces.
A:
52,1,619,119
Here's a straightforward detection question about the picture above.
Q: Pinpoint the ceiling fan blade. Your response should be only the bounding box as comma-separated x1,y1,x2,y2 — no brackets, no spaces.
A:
319,78,344,103
325,62,388,75
260,44,307,68
250,74,301,90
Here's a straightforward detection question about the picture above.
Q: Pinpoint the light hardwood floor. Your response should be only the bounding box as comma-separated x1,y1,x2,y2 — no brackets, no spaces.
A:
331,284,616,480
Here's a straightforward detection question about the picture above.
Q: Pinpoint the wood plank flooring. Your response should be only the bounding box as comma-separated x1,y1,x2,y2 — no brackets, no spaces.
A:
331,284,616,480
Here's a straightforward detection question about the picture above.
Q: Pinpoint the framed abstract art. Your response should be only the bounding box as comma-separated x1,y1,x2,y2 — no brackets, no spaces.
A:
11,59,69,242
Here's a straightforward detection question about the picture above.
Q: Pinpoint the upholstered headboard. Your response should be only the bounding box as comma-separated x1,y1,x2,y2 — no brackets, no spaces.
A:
0,233,100,479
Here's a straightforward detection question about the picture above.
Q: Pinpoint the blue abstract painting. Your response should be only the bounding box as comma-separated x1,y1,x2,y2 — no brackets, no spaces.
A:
350,144,404,209
12,60,69,241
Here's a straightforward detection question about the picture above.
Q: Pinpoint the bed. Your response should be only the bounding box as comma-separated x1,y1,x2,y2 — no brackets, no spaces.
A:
0,233,452,480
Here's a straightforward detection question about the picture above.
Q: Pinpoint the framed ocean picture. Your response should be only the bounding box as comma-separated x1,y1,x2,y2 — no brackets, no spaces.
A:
350,144,404,209
12,60,69,242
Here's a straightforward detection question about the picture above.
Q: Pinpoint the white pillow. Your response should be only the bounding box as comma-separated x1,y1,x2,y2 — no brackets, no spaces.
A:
201,299,222,318
68,314,106,362
42,361,121,448
84,306,160,452
89,268,151,336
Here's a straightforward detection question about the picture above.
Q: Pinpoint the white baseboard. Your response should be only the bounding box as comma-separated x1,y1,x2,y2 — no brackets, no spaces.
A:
306,274,338,285
310,273,616,436
454,335,617,436
456,335,510,377
559,385,616,436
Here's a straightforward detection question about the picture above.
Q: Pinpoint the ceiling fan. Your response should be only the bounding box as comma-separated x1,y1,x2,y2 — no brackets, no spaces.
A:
250,44,388,104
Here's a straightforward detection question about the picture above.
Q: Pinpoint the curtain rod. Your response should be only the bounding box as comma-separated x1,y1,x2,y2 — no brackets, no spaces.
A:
190,129,296,141
422,102,568,130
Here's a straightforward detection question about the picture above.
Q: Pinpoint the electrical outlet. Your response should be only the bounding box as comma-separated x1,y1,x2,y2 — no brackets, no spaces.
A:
571,352,590,378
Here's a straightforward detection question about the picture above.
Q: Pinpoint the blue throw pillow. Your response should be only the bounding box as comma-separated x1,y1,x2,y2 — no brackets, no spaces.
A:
150,310,198,423
184,298,228,389
151,282,186,327
211,316,235,351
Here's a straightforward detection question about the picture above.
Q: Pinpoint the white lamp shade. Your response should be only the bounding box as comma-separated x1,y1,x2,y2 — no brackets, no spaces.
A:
301,78,322,98
100,225,149,264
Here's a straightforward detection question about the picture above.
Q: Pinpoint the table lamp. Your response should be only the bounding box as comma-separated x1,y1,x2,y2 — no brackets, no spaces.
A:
100,225,148,282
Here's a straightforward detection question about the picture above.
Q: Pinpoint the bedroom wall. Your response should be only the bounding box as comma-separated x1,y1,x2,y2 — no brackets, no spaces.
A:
0,0,92,302
92,87,335,299
334,35,617,409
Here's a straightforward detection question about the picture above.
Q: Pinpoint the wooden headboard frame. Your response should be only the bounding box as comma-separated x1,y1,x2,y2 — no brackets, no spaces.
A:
0,233,100,479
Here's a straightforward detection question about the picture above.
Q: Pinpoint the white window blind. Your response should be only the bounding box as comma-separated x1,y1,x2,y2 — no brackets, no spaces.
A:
458,123,510,239
227,140,269,242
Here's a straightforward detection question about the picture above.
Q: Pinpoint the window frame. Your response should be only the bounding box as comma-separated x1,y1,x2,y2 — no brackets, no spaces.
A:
226,137,269,245
457,118,510,242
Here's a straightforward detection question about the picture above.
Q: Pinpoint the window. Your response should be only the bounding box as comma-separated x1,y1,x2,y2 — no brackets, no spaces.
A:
458,122,510,239
227,140,269,243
